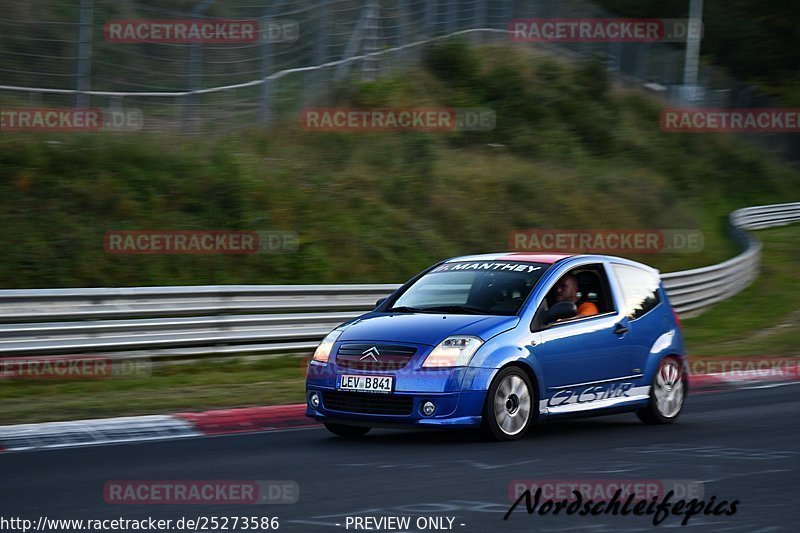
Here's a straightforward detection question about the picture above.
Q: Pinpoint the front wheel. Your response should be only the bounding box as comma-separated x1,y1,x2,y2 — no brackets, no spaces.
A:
637,357,686,424
323,423,371,438
483,367,535,441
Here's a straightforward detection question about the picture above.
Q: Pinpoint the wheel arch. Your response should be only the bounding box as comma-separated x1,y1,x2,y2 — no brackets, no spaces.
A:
481,360,542,422
662,352,690,392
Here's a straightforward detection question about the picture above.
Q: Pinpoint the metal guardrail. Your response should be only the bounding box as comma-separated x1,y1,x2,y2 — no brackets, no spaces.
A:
0,203,798,360
661,202,800,315
0,285,399,359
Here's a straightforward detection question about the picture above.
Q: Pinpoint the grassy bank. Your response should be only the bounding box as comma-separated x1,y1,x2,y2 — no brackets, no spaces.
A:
682,224,800,357
1,42,798,288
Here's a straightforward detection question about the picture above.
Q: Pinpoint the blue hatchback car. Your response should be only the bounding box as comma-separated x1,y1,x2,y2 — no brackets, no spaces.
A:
305,253,687,440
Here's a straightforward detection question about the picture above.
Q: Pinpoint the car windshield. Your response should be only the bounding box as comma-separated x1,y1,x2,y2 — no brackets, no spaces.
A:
389,261,549,316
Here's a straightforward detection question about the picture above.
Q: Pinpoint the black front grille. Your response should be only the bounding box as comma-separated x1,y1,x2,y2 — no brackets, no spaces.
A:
322,391,414,416
335,343,417,371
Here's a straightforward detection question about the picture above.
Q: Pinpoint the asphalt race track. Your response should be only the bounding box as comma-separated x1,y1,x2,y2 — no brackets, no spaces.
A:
2,384,798,533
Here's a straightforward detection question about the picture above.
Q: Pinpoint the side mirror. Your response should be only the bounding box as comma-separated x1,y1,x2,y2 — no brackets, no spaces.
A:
545,301,577,323
375,297,387,308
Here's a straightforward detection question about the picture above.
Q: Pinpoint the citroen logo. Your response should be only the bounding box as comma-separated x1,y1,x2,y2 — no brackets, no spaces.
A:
359,346,381,361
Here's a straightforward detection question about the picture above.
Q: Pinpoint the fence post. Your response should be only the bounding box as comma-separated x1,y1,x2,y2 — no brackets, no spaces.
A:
185,0,215,131
186,46,201,131
75,0,93,108
260,1,289,128
446,0,456,34
636,43,650,81
608,42,622,74
397,0,407,65
362,1,379,81
260,18,274,127
309,0,329,98
261,0,294,127
681,0,704,104
425,0,436,38
473,0,487,44
334,1,369,82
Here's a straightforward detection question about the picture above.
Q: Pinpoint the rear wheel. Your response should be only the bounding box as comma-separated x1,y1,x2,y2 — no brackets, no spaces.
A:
483,367,535,441
323,423,371,438
637,357,686,424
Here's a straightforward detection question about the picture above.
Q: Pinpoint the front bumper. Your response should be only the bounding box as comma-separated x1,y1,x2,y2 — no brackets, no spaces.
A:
305,359,493,428
305,388,486,428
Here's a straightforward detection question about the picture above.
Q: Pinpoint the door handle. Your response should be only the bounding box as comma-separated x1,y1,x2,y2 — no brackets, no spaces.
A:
614,324,629,335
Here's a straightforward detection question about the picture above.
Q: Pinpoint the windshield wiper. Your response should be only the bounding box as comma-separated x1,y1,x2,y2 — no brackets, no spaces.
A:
387,306,428,313
419,304,488,315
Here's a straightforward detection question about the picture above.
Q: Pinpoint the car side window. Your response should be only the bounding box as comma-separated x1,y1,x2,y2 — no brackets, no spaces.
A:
612,264,661,320
532,263,615,329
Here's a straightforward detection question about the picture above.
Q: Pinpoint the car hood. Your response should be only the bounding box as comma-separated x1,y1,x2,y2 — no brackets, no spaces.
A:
337,312,520,346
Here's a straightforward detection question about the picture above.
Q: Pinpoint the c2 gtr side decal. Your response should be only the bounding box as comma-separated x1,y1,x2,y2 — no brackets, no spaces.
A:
541,382,651,415
548,382,634,407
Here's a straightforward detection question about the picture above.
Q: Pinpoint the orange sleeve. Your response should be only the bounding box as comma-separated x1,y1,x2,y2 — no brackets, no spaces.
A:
577,301,599,316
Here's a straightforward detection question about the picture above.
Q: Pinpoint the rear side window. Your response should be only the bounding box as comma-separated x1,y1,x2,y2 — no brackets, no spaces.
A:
612,264,661,320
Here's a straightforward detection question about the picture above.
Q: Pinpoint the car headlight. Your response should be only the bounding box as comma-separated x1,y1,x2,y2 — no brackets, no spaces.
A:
312,329,343,363
422,336,484,368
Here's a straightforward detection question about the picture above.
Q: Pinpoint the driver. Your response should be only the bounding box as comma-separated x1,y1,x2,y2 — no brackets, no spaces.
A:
554,274,598,318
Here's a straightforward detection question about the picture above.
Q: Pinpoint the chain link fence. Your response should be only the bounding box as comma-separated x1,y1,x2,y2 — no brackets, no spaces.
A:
0,0,793,152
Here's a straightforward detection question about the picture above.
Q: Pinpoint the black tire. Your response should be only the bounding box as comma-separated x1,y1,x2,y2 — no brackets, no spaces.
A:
482,366,536,441
323,423,371,438
637,356,687,424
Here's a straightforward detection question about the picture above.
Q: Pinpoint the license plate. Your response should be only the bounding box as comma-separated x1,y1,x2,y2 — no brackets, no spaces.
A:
337,374,393,394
